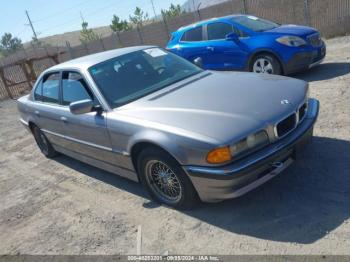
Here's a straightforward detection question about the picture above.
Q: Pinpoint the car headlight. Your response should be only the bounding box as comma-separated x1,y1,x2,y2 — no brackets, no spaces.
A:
276,36,306,47
229,130,269,158
206,130,269,164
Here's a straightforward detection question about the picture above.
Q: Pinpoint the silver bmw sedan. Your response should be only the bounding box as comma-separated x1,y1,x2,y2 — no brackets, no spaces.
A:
17,46,319,209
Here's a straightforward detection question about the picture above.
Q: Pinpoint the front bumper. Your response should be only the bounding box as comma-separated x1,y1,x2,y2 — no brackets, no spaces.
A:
184,98,319,203
284,42,326,75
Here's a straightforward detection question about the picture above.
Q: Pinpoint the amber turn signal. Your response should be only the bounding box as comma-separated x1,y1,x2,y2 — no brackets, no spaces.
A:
206,146,231,164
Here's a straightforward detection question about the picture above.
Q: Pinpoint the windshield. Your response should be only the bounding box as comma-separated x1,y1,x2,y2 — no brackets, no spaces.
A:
88,48,202,108
231,15,279,32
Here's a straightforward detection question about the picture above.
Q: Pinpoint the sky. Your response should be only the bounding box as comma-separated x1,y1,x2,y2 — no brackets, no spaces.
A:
0,0,187,43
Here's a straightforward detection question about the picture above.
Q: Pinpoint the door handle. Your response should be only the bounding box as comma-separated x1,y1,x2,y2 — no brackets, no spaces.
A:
60,116,68,123
206,46,214,51
34,110,40,116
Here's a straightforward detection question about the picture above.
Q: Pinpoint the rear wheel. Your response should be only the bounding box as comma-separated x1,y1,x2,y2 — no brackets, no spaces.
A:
137,147,198,209
32,126,57,158
251,54,282,75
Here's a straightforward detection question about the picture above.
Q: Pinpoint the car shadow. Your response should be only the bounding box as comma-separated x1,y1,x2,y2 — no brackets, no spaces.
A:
292,62,350,82
53,136,350,244
54,154,148,199
184,136,350,244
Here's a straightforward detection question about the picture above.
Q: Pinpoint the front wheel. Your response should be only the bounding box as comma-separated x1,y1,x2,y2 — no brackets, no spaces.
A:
137,147,198,209
251,54,282,75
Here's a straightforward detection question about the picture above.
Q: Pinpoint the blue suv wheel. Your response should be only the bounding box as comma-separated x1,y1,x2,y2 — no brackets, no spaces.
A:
251,53,282,74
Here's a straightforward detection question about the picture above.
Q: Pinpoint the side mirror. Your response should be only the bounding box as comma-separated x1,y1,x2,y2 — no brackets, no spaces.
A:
69,99,94,115
226,32,239,42
193,57,203,68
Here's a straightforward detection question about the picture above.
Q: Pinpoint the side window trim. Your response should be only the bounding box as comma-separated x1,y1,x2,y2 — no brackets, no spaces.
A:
229,22,249,37
206,21,235,41
39,71,62,105
33,69,106,110
60,70,98,107
58,71,63,105
180,25,205,42
33,78,43,101
232,26,246,37
205,21,248,40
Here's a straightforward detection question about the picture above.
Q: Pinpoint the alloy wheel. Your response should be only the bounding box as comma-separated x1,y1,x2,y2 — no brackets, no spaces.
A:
145,160,183,204
253,58,274,74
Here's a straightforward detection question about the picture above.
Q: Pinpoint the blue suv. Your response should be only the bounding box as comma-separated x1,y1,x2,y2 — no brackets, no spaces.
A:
166,15,326,75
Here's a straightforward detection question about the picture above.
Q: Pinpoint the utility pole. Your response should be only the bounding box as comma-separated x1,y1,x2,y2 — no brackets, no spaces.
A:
150,0,157,19
80,11,85,23
25,10,38,40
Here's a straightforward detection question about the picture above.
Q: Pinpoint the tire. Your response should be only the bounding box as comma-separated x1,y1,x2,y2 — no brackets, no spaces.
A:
32,126,57,158
250,54,282,75
137,147,198,209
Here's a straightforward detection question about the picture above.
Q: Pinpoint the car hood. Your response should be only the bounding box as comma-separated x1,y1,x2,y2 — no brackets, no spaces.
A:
264,24,317,37
115,71,308,144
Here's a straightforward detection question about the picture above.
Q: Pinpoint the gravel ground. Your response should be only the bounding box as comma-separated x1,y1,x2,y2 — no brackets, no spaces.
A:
0,36,350,255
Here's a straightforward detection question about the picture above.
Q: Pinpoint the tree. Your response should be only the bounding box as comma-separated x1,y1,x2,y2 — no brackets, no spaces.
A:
110,15,131,33
161,4,185,18
129,7,149,27
0,33,23,55
79,21,100,44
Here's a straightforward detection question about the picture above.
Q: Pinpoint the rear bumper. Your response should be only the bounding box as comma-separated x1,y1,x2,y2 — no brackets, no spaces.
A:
184,98,319,203
284,42,326,74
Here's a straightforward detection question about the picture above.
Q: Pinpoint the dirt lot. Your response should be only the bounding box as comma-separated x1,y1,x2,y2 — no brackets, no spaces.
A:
1,36,350,255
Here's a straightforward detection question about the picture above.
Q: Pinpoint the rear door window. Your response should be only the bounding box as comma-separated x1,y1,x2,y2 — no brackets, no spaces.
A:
42,72,60,104
62,71,95,106
181,26,203,41
207,22,234,40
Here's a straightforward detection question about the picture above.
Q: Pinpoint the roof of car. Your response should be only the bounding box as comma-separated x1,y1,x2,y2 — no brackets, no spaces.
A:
177,14,244,32
48,45,156,71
